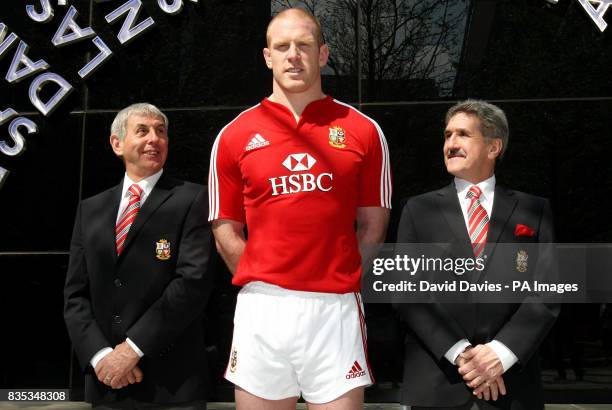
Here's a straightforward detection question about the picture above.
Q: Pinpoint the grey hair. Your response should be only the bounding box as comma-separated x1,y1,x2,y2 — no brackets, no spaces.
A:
445,99,509,158
111,103,169,141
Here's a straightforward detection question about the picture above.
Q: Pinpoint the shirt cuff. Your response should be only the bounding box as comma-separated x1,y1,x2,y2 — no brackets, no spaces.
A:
90,347,112,369
445,339,471,365
126,337,144,358
487,340,518,372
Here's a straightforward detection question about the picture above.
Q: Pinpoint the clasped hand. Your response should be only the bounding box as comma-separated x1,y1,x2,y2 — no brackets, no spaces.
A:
456,345,506,401
94,341,143,389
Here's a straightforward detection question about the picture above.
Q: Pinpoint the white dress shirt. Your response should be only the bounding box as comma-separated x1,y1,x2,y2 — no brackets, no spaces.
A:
116,170,163,222
454,175,495,228
443,175,519,373
90,169,163,369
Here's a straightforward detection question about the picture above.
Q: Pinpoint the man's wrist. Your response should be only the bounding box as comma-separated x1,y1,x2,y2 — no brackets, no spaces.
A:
445,339,471,365
486,340,518,372
90,347,113,369
125,338,144,358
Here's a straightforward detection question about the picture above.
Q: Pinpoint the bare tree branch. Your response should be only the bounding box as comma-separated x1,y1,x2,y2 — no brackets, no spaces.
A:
271,0,468,97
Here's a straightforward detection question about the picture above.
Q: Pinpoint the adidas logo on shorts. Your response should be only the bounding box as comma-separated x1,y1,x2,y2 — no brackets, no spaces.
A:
345,360,366,379
245,133,270,151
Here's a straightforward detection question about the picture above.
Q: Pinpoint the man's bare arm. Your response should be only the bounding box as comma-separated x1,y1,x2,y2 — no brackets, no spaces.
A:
212,219,246,274
356,206,390,267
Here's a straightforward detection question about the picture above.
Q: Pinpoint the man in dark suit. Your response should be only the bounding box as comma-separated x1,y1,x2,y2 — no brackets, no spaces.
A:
64,103,212,410
395,100,558,409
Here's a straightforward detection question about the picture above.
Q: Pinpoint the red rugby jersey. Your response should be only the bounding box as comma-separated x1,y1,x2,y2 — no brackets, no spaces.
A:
209,96,392,293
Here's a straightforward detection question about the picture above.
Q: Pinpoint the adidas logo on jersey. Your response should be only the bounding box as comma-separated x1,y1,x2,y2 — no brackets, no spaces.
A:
345,361,366,379
245,133,270,151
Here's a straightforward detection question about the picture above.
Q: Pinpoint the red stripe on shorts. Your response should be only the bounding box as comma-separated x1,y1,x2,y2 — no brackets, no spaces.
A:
353,292,375,383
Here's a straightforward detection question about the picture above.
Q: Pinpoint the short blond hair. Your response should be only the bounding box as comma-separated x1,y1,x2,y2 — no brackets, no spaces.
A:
266,7,324,47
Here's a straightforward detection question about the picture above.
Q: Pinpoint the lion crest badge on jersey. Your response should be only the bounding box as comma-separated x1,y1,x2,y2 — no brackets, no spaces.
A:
328,125,346,148
155,239,171,261
229,348,238,373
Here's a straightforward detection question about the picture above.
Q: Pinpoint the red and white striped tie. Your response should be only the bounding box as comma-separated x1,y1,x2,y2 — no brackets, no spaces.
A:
466,185,489,258
115,184,143,255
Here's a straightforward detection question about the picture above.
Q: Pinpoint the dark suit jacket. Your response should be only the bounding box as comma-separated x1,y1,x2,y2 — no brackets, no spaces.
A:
64,174,213,405
395,182,559,409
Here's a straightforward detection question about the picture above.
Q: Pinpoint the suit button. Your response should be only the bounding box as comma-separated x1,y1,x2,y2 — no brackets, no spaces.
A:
113,315,122,324
114,278,123,287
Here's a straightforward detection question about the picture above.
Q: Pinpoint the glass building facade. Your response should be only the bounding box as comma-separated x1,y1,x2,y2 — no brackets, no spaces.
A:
1,0,611,403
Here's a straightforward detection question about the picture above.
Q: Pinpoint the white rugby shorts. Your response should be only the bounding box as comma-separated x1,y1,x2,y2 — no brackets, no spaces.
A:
225,281,374,404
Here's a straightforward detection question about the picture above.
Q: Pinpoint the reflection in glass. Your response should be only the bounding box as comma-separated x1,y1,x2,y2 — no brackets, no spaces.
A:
272,0,469,100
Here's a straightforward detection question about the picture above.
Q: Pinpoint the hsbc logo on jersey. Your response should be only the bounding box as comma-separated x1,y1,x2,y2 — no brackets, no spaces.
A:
269,153,333,196
282,153,316,171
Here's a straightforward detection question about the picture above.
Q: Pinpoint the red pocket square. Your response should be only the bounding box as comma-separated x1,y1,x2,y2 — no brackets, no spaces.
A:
514,224,535,237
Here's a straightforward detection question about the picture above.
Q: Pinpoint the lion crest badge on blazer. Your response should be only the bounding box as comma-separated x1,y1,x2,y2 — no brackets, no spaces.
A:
155,239,171,260
516,249,528,272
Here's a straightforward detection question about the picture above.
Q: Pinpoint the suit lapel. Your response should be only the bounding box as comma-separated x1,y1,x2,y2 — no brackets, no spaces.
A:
117,175,176,262
484,185,517,255
437,182,519,283
473,185,517,282
436,183,472,244
437,182,474,276
106,183,123,263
